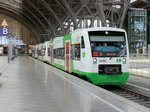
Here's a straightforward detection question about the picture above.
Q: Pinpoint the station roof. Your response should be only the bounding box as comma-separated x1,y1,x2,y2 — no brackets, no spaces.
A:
131,0,150,10
0,0,130,44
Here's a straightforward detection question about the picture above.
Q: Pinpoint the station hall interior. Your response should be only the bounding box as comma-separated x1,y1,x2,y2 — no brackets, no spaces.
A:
0,0,150,112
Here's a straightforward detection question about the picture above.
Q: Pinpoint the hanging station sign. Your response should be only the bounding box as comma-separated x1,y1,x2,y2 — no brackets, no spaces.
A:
0,28,9,36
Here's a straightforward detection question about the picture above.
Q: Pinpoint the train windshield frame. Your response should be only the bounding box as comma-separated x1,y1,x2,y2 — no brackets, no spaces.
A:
88,31,127,57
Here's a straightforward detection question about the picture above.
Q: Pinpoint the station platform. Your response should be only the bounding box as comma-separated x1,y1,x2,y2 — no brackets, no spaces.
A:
127,74,150,90
0,56,149,112
130,57,150,78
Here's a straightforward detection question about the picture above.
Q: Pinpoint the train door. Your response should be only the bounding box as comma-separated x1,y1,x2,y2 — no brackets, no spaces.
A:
65,41,70,72
50,46,53,65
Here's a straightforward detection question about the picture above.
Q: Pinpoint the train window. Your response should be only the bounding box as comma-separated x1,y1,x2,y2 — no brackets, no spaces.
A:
89,31,127,57
71,45,75,60
74,44,81,60
40,50,43,56
42,47,46,56
37,49,40,56
42,49,45,56
54,49,56,58
53,48,64,59
81,36,85,48
48,48,50,56
62,48,64,59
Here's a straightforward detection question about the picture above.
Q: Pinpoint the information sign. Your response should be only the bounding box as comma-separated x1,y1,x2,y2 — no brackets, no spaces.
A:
0,28,9,36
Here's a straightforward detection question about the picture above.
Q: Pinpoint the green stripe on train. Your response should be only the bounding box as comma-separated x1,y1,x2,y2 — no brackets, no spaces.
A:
54,63,65,71
43,60,50,64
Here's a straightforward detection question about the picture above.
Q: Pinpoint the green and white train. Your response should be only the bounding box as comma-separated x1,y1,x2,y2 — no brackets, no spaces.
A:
31,27,129,85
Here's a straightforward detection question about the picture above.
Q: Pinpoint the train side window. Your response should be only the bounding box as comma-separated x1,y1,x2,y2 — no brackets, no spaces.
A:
61,48,64,59
74,44,81,60
48,48,50,56
53,48,64,59
71,45,75,60
54,49,56,58
81,36,85,48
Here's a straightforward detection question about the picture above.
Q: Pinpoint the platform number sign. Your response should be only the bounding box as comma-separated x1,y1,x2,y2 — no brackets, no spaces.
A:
0,28,9,36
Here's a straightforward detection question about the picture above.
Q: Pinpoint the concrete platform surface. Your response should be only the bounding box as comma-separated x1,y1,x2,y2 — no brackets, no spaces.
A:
0,56,149,112
127,75,150,90
130,58,150,78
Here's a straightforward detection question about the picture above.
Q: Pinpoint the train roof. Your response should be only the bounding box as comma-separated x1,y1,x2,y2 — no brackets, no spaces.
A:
71,27,126,33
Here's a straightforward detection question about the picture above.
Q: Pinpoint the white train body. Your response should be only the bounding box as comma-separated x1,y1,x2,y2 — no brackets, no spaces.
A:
32,27,129,85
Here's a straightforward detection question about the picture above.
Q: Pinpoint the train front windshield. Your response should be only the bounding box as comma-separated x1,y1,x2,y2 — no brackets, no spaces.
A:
89,31,127,57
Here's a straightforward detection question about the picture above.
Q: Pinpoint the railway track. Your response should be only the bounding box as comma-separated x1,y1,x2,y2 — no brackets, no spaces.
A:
101,85,150,108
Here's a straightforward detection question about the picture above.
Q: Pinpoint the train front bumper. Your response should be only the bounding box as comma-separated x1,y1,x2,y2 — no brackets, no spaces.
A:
83,72,129,85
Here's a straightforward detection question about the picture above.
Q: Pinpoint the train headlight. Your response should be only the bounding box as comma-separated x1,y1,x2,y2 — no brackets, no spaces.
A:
105,31,109,35
123,58,126,64
93,58,97,64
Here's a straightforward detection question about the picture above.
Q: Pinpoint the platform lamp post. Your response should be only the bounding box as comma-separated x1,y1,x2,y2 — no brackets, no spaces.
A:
8,34,14,63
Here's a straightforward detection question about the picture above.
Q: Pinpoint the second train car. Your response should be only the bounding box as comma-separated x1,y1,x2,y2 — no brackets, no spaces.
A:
32,27,129,85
